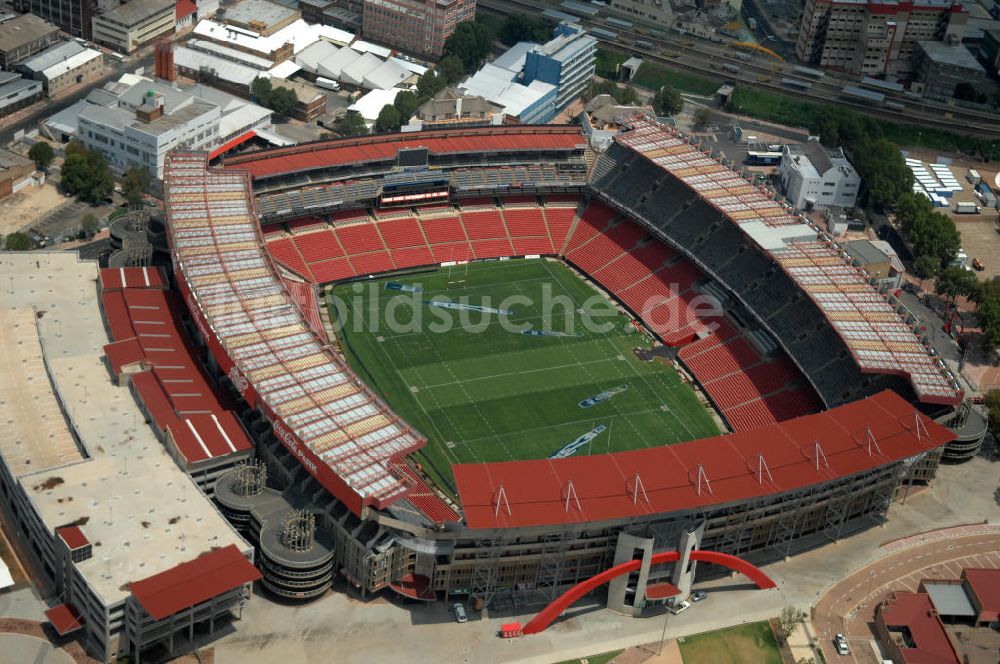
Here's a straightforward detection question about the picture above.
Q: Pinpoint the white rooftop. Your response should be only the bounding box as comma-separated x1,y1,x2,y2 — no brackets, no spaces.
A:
193,17,351,58
0,252,248,608
348,87,400,122
460,64,554,117
174,46,265,86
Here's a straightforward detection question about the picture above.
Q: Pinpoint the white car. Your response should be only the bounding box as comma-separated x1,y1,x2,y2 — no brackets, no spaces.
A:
668,600,691,615
834,633,850,655
453,602,467,623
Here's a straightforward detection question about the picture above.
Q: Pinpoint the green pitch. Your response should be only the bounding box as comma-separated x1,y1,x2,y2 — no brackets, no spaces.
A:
328,259,719,494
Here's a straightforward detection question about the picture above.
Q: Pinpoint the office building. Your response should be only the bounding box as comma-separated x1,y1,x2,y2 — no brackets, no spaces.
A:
0,70,44,114
13,0,97,39
778,139,861,211
522,23,597,112
795,0,968,79
78,77,271,178
361,0,475,58
91,0,175,53
913,40,987,98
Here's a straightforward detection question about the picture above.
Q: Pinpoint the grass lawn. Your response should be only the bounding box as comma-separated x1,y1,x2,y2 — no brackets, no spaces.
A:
677,621,782,664
556,650,623,664
329,259,719,494
633,63,719,96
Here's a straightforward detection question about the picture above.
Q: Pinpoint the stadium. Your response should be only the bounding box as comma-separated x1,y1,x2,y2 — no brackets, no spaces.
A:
2,117,975,660
153,116,975,622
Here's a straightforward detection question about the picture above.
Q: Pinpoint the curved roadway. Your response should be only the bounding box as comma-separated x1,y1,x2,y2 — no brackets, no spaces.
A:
813,530,1000,664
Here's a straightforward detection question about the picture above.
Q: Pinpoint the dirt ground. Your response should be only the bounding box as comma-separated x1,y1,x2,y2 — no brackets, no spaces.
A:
0,183,70,236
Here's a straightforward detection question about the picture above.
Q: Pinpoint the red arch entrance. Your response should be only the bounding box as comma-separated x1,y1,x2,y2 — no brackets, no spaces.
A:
522,550,777,634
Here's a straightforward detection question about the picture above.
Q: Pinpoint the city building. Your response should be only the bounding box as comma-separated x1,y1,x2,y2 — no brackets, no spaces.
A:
17,40,104,96
778,139,861,210
606,0,674,28
913,40,987,98
874,568,1000,664
0,255,261,662
176,0,198,29
222,0,300,36
192,16,353,64
270,78,327,121
844,239,904,289
0,148,37,201
523,23,597,112
795,0,968,79
459,63,557,124
0,70,44,114
410,88,503,129
982,28,1000,76
13,0,96,39
91,0,176,53
0,13,60,68
300,0,362,31
78,77,272,178
360,0,476,58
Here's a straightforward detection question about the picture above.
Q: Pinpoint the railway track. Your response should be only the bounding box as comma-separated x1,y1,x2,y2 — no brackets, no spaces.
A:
479,0,1000,139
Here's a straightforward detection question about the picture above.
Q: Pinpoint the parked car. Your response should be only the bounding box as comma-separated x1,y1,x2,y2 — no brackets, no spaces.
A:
834,633,850,655
690,590,709,602
453,602,467,623
668,600,691,615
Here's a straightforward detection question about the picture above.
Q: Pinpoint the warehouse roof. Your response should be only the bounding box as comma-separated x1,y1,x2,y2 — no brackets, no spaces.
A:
98,0,173,26
174,46,264,86
917,40,985,71
0,14,58,53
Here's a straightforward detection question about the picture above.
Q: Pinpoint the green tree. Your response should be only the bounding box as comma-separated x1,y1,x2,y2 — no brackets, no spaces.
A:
438,55,466,85
28,142,54,171
81,213,99,238
416,70,447,101
653,84,683,116
334,110,368,137
393,90,420,122
267,87,298,117
61,147,113,204
374,104,402,133
251,76,272,105
443,19,496,72
499,13,551,46
935,266,977,302
777,606,807,644
65,140,87,159
691,108,712,132
852,138,914,210
4,231,31,250
122,166,150,208
912,254,940,280
896,194,961,269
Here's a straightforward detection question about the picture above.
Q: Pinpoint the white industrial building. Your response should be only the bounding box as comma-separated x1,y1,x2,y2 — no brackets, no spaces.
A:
192,17,353,62
294,39,425,90
779,139,861,211
459,63,556,124
77,76,272,178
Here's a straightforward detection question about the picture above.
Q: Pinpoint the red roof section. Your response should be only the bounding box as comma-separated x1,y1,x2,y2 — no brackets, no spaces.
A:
224,126,585,179
176,0,197,19
44,604,84,635
130,545,261,620
100,277,252,465
645,582,680,600
99,267,167,291
964,568,1000,623
55,525,89,550
877,592,961,664
209,130,255,161
454,390,953,529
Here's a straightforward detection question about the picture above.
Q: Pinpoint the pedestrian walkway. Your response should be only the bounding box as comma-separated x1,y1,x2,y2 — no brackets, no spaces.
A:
881,522,1000,554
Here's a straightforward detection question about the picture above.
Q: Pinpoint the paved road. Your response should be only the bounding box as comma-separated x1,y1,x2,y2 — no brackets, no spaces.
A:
813,533,1000,664
0,53,154,146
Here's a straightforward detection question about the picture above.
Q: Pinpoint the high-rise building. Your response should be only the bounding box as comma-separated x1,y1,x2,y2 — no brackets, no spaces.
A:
14,0,98,39
361,0,475,58
522,23,597,112
795,0,967,80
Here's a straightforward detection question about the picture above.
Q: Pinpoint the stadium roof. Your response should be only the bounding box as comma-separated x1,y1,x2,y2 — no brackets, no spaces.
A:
129,544,261,620
165,153,426,514
223,125,586,179
454,389,953,529
616,118,960,405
